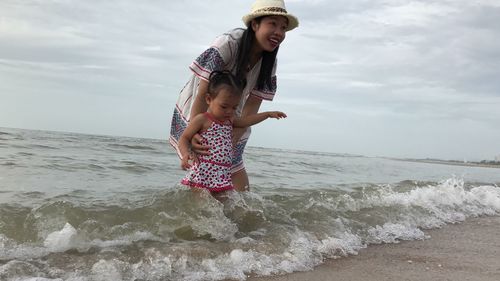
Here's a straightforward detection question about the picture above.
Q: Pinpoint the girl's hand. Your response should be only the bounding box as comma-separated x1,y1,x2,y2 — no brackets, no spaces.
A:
268,111,287,119
191,133,211,155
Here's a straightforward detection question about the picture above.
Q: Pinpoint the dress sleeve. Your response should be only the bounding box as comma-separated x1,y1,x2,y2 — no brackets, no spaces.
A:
250,59,278,101
189,29,241,82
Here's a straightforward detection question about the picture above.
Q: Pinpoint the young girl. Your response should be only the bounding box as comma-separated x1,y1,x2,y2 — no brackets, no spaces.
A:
170,0,298,191
178,71,286,193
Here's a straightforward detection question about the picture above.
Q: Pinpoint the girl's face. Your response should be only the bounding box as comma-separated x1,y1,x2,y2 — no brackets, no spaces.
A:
206,87,240,121
252,15,288,52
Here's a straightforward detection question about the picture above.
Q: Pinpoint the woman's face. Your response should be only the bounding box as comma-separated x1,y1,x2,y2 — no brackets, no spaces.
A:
252,15,288,52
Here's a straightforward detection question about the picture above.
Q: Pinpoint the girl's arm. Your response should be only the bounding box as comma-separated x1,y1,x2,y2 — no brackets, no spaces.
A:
178,114,206,169
233,111,287,128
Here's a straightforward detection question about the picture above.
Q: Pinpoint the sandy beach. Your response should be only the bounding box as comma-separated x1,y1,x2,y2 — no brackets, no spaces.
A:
249,216,500,281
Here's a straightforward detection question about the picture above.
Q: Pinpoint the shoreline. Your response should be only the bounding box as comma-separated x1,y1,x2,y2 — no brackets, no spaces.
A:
249,215,500,281
388,157,500,169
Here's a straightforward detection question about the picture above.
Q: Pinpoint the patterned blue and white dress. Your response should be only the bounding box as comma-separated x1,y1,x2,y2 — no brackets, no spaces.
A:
170,28,278,173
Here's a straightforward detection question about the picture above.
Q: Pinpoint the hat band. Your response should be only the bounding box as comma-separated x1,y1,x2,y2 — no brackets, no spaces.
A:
253,7,288,14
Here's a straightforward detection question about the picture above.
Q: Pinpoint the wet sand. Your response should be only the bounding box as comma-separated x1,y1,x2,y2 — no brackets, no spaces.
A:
249,216,500,281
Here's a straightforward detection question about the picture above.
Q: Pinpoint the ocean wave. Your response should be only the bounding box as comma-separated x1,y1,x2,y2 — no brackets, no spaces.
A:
16,152,35,157
107,144,157,151
1,179,499,280
109,161,155,173
31,144,59,150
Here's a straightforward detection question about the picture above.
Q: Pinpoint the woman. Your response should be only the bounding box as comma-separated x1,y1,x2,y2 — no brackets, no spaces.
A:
170,0,299,191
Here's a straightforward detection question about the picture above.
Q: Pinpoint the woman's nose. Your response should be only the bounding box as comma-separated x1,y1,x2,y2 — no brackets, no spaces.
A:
274,28,286,41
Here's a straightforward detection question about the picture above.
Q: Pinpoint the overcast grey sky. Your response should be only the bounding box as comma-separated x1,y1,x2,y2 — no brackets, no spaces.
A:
1,0,499,160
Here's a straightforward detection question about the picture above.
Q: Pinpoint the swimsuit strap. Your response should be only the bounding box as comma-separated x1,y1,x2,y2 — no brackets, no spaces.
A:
203,112,231,125
203,112,219,123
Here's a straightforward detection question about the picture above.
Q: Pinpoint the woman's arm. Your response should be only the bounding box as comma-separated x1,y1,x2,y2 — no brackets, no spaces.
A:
232,95,263,144
189,79,209,120
242,95,263,117
189,79,211,155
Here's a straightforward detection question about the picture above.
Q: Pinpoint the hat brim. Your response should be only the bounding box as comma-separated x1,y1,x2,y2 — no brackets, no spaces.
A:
242,12,299,31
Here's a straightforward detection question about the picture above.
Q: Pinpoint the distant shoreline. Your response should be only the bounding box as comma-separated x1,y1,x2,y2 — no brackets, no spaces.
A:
389,158,500,169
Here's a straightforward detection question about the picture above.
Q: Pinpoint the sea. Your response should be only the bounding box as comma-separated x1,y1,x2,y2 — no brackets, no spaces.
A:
1,127,499,281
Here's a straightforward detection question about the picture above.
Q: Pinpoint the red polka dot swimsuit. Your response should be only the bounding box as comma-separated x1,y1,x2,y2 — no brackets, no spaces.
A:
181,112,234,192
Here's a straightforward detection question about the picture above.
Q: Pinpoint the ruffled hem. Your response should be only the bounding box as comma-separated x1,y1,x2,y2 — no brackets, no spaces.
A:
181,179,234,193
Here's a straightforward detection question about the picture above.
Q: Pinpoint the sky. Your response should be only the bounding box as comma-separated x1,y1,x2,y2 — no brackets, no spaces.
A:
1,0,499,161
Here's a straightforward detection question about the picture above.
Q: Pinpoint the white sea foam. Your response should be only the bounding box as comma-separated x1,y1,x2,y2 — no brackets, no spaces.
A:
88,230,166,249
90,259,125,281
131,249,173,281
367,223,427,244
9,277,63,281
0,224,165,262
0,260,43,280
0,234,48,260
318,231,365,258
43,223,78,252
170,230,366,280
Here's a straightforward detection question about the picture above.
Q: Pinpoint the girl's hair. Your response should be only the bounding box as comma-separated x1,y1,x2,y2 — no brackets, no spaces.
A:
208,70,247,98
235,16,278,91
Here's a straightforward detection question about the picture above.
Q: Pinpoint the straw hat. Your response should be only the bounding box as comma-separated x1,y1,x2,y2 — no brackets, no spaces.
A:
242,0,299,31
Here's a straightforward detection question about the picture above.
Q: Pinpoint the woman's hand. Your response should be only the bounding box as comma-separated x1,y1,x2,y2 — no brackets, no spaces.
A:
181,152,199,170
180,155,191,170
190,133,211,155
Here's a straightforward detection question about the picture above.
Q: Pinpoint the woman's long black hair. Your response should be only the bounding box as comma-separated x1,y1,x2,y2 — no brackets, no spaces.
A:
235,17,279,91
